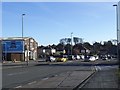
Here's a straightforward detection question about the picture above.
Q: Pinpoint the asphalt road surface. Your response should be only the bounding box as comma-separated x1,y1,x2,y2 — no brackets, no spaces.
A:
2,59,118,88
2,65,93,88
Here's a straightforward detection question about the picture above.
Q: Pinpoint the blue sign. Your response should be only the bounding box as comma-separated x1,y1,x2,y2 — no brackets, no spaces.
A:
2,40,24,53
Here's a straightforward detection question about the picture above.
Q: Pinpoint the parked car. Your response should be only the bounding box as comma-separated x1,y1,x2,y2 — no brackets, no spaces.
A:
74,55,80,60
89,56,96,61
80,55,85,60
68,55,75,60
50,56,56,62
46,56,56,62
101,55,108,60
56,57,67,62
95,56,99,60
55,55,68,62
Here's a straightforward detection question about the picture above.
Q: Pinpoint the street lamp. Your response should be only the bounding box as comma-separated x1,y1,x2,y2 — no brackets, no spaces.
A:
113,4,120,69
22,14,25,38
22,14,26,65
71,32,73,56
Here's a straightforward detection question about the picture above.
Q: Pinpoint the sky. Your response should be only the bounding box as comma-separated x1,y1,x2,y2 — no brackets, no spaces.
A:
2,2,118,46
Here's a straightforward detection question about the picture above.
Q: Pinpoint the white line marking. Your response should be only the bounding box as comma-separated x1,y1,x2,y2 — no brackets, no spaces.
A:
42,77,49,80
28,81,37,85
2,66,23,69
96,66,101,70
8,71,27,76
67,61,73,62
55,75,58,77
15,85,22,88
95,66,98,71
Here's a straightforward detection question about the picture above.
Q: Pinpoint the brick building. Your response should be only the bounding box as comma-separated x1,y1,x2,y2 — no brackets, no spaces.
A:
2,37,38,62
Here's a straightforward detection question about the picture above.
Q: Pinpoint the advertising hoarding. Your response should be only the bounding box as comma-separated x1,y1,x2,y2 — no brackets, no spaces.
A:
2,40,24,53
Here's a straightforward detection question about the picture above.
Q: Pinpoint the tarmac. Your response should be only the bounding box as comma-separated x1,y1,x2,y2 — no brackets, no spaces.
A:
17,70,96,89
1,60,120,89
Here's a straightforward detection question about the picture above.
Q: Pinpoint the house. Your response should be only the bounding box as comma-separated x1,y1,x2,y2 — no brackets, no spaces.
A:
37,46,56,58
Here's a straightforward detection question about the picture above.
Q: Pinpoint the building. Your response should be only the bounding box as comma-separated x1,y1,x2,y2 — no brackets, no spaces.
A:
37,46,56,58
2,37,38,62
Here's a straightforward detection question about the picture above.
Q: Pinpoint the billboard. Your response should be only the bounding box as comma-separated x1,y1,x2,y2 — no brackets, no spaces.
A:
2,40,24,53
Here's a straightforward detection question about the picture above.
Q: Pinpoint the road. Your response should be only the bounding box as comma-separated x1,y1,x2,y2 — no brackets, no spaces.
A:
2,64,93,88
2,59,118,88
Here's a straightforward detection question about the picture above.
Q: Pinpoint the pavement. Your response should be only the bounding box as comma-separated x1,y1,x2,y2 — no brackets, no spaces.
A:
81,66,119,89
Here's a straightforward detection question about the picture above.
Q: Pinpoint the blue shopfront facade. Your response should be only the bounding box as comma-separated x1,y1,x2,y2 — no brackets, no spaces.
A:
2,40,25,61
2,40,24,53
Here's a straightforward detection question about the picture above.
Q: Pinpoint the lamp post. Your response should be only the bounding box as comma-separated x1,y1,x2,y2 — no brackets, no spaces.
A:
22,14,26,64
22,14,25,38
71,32,73,56
113,4,120,69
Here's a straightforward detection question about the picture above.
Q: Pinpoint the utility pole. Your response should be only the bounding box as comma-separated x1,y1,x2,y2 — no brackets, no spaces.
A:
22,14,28,65
71,32,73,57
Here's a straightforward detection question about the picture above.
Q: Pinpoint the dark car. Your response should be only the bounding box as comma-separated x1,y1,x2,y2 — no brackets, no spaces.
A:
101,56,107,60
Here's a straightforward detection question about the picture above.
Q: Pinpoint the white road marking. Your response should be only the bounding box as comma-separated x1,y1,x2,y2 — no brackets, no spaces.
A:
2,66,23,69
28,81,37,85
97,66,101,70
54,75,58,77
15,85,22,88
42,77,49,80
95,66,98,71
95,66,101,71
67,61,73,62
8,71,27,76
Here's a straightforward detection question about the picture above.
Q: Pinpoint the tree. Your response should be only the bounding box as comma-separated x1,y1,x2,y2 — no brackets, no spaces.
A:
59,38,71,45
73,43,83,55
92,42,102,55
56,43,64,51
73,37,83,45
64,44,71,55
83,42,91,49
66,38,71,44
103,41,113,55
60,38,66,45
